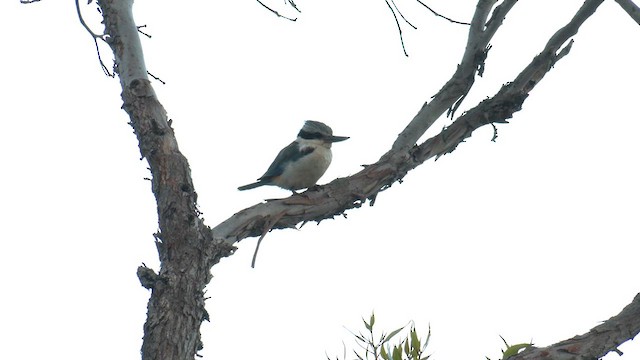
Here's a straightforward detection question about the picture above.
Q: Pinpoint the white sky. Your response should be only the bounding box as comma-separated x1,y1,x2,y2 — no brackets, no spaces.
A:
1,1,639,360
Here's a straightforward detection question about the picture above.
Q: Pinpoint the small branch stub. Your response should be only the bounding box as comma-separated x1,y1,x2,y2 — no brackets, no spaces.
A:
137,265,160,290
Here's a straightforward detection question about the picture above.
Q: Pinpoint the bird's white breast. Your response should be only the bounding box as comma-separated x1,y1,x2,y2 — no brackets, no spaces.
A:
276,143,332,190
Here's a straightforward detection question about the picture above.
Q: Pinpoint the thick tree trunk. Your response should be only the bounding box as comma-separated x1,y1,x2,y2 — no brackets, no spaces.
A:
98,1,234,359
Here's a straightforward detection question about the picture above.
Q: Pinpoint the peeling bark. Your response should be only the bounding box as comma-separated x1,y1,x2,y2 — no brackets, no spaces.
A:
511,293,640,360
98,1,234,359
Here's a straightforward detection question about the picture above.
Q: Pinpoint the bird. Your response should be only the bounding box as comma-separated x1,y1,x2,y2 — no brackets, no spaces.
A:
238,120,349,192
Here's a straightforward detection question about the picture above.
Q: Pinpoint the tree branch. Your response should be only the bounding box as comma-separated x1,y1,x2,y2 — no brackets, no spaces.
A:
385,0,411,56
511,293,640,360
256,0,298,21
75,0,114,76
390,0,517,153
414,0,471,25
212,0,605,247
614,0,640,25
96,1,234,360
385,0,467,56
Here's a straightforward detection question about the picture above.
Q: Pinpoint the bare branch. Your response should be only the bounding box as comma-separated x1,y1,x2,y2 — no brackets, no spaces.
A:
614,0,640,25
385,0,410,56
76,0,104,39
390,0,517,153
407,0,603,162
448,0,516,117
391,0,418,29
510,293,640,360
414,0,471,25
384,0,464,56
75,0,114,76
256,0,297,21
286,0,301,13
137,24,152,38
212,0,606,247
147,71,166,85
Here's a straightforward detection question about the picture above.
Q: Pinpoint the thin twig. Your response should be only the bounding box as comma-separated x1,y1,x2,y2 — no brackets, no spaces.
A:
391,0,418,29
19,0,41,3
75,0,114,77
94,36,114,77
137,25,152,39
147,71,166,85
251,211,287,268
286,0,301,13
76,0,103,39
490,122,498,142
384,0,409,56
415,0,471,25
256,0,297,21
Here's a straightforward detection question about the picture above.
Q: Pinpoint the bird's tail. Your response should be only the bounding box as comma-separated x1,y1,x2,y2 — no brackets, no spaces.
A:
238,181,265,191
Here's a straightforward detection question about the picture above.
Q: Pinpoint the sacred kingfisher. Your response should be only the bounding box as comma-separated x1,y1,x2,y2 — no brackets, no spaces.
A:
238,120,349,192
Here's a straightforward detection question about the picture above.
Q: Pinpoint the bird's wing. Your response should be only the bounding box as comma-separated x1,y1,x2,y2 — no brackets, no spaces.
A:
259,141,315,180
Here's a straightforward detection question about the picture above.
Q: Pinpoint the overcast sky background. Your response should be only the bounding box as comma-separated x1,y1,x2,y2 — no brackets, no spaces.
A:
1,1,639,360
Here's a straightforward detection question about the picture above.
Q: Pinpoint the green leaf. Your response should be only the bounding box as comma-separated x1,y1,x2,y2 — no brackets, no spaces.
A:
392,346,403,360
502,343,532,360
384,326,406,343
381,345,389,360
404,339,410,356
370,312,376,329
412,346,419,360
408,329,419,359
422,326,431,351
410,328,420,350
363,318,372,332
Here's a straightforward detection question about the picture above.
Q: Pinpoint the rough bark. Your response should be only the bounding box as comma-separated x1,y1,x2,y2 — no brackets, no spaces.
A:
510,293,640,360
98,1,234,360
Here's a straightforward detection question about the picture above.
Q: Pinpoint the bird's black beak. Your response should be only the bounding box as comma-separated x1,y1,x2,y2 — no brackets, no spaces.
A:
329,135,349,142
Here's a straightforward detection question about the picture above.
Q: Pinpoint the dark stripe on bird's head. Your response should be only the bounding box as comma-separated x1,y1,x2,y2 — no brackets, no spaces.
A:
297,120,348,142
298,130,325,140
